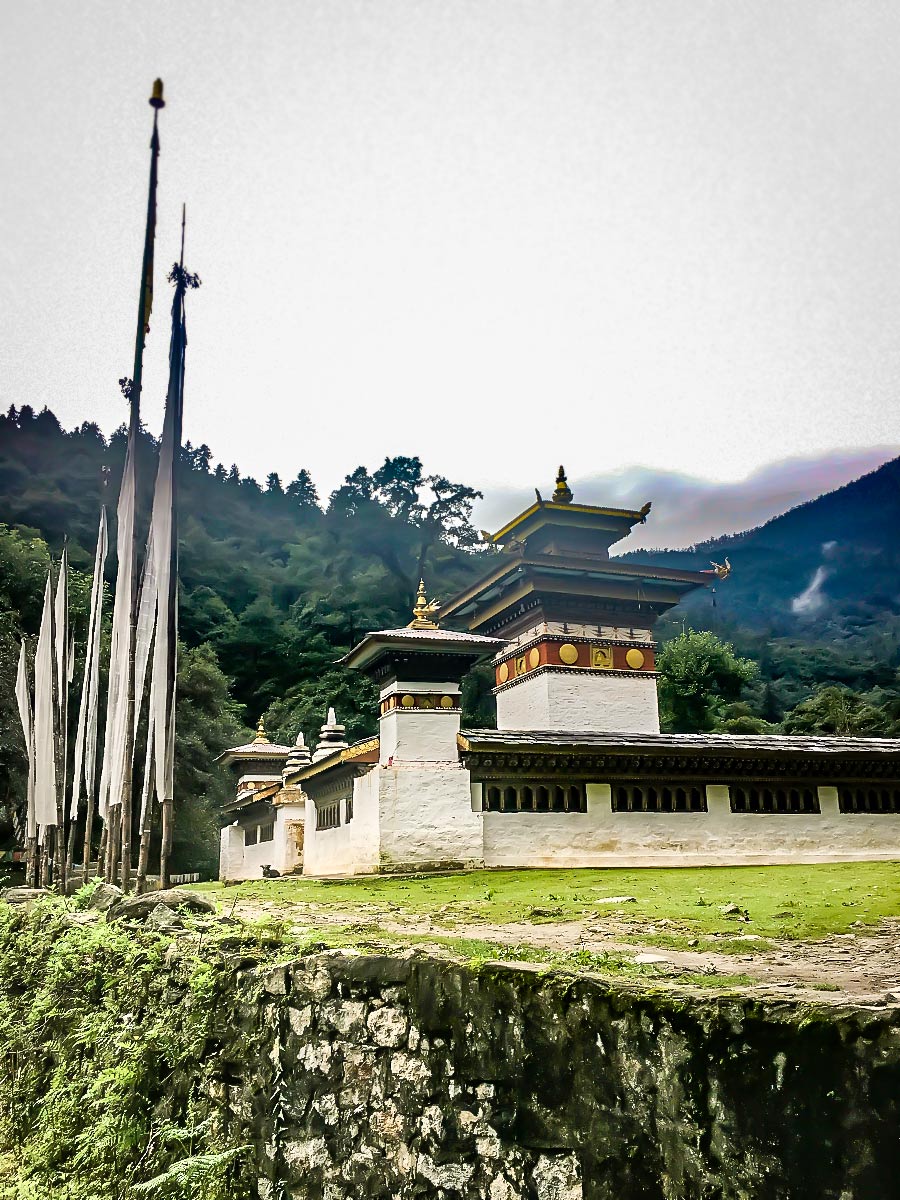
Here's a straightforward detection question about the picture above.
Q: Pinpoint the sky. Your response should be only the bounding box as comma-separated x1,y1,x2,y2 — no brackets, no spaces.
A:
2,1,899,542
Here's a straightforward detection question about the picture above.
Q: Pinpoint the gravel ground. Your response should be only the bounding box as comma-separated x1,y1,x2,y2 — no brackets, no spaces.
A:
210,891,900,1006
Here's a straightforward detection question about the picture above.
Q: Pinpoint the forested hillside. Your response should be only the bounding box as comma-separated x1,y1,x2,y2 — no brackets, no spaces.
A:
627,455,900,726
1,405,897,869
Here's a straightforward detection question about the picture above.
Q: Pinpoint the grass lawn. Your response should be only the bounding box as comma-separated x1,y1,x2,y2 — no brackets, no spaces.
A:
200,860,900,943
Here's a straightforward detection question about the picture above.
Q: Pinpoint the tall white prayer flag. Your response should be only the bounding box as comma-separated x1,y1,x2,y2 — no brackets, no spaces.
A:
139,262,189,832
14,640,35,840
71,508,108,819
98,424,137,820
33,573,57,836
54,545,69,814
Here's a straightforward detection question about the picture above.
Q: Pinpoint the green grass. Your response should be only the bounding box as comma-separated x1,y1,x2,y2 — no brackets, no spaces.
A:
199,860,900,944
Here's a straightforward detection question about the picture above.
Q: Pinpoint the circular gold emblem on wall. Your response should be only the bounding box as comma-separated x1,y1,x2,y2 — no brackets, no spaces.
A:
498,662,509,683
528,648,540,669
558,643,579,665
625,648,646,670
401,694,415,707
440,695,454,708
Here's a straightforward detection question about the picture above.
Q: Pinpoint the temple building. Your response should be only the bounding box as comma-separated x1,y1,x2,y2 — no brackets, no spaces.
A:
219,469,900,880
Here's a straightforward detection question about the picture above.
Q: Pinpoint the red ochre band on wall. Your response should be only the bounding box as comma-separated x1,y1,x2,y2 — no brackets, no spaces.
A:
495,639,655,686
379,694,461,716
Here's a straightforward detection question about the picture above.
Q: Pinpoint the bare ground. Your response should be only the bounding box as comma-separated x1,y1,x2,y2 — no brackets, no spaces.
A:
208,892,900,1007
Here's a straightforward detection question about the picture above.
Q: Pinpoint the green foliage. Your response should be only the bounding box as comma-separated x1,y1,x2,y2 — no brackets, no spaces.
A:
0,410,488,776
0,905,255,1199
782,685,891,736
656,630,759,733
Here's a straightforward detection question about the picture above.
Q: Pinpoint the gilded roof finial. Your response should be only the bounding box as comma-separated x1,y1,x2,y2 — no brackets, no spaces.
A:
150,79,165,109
409,578,441,629
253,717,269,745
552,464,573,504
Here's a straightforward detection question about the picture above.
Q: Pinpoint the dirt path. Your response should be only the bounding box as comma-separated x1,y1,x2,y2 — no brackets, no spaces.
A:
208,892,900,1007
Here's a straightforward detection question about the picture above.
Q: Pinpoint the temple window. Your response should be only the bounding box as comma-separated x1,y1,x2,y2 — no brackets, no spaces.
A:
839,785,900,814
259,822,275,843
245,826,258,846
729,785,819,814
316,801,340,830
613,784,706,813
345,794,354,822
481,782,587,814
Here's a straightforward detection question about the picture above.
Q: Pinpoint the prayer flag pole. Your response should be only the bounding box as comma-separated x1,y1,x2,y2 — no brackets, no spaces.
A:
98,80,164,889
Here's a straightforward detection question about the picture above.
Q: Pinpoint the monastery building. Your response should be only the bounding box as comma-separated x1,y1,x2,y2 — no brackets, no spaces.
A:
219,470,900,879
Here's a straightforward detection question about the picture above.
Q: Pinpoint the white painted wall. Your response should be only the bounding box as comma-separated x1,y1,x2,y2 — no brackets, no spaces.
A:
496,671,661,733
380,710,462,762
219,825,244,880
483,782,900,868
218,802,308,881
302,770,381,877
377,763,484,871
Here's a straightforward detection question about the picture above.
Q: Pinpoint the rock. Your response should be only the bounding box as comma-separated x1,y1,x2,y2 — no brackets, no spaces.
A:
106,888,216,922
145,904,183,931
593,895,638,905
367,1005,409,1048
533,1153,582,1200
86,882,123,911
1,887,49,907
720,902,750,921
528,906,564,918
633,953,669,966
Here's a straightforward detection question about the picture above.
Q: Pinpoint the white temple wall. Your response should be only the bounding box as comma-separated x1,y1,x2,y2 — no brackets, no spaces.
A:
482,783,900,868
377,763,484,871
379,711,462,763
219,824,244,881
303,771,381,877
495,672,661,734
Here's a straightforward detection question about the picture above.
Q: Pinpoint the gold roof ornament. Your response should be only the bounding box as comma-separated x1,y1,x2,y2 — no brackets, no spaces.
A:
252,717,270,745
408,578,441,629
552,465,573,505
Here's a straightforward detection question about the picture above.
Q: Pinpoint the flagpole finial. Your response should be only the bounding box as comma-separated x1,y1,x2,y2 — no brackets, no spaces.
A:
150,79,165,109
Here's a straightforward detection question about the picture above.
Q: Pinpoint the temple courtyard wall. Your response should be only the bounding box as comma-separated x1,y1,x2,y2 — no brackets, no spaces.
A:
479,783,900,869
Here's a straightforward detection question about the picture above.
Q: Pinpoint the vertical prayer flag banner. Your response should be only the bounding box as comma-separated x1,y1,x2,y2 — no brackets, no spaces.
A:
33,574,57,837
14,641,35,840
72,508,108,819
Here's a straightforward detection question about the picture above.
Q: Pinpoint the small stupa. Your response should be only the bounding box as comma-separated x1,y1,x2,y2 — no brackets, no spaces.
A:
312,706,349,762
283,730,312,780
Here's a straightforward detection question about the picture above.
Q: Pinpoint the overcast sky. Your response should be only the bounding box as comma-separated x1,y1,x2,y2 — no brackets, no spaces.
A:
2,1,899,535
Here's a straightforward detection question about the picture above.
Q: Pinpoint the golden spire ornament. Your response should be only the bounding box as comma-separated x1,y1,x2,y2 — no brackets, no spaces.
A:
408,579,441,629
253,717,269,744
552,464,573,504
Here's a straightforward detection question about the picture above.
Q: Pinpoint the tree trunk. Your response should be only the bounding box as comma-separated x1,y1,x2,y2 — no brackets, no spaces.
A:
83,795,96,884
135,756,154,894
25,836,37,888
160,797,173,891
96,823,108,881
65,822,76,888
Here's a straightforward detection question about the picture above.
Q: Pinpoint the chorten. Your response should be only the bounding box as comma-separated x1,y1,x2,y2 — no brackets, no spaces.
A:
313,707,349,762
340,580,501,764
283,731,312,780
439,467,710,733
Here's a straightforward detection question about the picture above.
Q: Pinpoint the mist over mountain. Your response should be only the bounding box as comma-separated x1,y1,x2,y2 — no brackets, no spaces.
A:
626,454,900,640
474,447,899,552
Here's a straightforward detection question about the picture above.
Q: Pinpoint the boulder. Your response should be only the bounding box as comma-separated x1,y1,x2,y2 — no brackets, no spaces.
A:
86,882,123,912
106,887,216,923
145,903,184,932
1,888,50,907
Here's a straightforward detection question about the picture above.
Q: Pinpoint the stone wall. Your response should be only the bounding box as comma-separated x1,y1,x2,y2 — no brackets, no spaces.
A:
225,951,900,1199
3,898,898,1199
